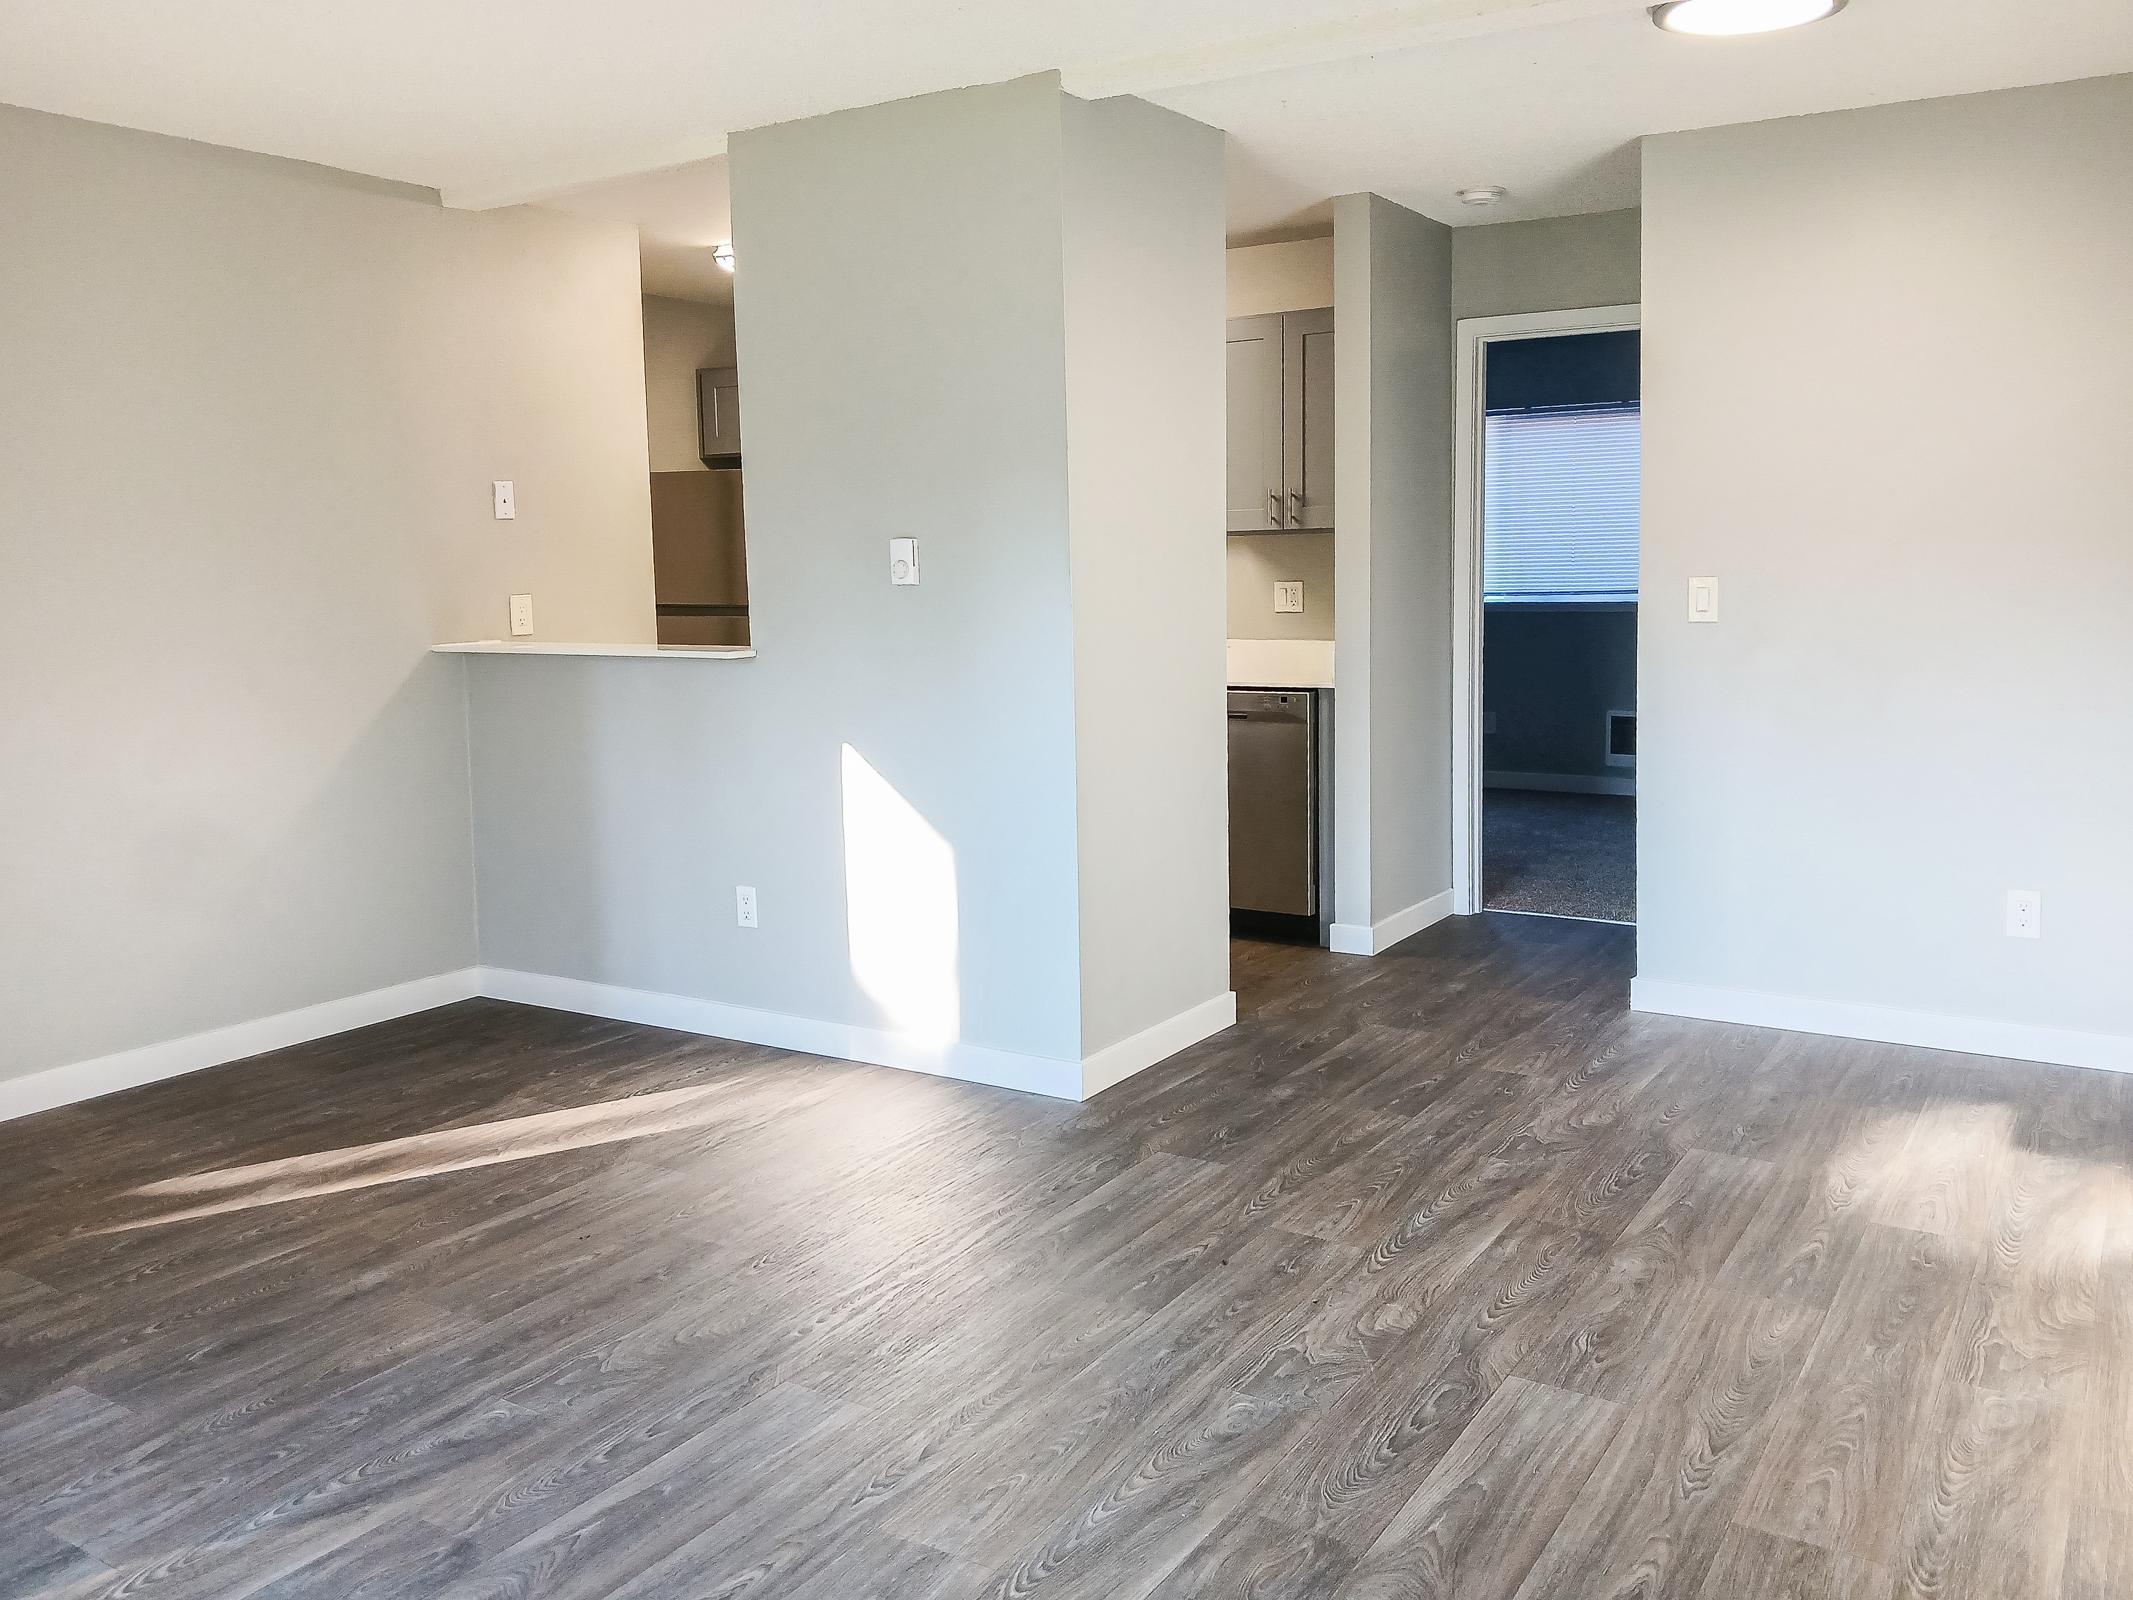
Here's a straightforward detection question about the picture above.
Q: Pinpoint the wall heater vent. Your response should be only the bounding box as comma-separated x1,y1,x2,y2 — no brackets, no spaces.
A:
1606,710,1637,767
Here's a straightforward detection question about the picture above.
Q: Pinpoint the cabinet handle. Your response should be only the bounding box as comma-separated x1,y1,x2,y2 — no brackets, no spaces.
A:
1268,489,1281,527
1290,490,1304,526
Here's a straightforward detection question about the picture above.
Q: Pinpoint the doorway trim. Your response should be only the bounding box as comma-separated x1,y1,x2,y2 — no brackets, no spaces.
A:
1451,302,1643,915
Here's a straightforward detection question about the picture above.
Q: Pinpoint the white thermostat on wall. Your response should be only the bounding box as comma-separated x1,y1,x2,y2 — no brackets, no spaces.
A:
889,537,920,586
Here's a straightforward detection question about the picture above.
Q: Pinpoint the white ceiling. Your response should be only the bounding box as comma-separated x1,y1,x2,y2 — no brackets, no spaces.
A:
7,0,2132,299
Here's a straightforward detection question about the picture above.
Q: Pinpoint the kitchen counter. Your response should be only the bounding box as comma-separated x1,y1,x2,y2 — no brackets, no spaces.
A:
433,641,755,660
1226,638,1333,690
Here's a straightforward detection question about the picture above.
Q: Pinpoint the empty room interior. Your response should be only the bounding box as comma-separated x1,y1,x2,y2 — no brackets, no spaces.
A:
4,2,2133,1597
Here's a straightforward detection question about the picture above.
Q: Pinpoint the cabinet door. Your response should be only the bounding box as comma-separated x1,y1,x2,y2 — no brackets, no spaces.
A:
697,366,741,463
1283,309,1334,530
1226,315,1284,533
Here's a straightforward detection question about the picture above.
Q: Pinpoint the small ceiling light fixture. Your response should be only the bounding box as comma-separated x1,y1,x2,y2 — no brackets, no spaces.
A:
1650,0,1846,35
1457,185,1508,207
712,242,736,272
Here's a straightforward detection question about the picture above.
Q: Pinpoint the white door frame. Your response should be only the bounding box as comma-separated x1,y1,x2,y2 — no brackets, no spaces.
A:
1451,303,1642,915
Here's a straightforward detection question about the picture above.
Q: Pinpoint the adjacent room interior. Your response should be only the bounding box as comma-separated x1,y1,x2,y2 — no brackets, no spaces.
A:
4,3,2133,1596
1478,326,1641,924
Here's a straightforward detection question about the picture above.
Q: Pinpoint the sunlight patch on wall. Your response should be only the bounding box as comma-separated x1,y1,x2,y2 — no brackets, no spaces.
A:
841,743,960,1050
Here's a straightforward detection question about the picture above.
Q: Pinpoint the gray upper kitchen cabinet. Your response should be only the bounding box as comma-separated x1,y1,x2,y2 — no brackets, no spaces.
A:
1282,308,1334,531
697,365,741,465
1225,309,1333,535
1226,314,1284,532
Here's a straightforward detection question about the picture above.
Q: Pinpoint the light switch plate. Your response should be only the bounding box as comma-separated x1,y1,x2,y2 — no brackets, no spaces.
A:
1273,581,1304,614
492,480,515,520
1688,575,1720,623
890,537,919,586
508,593,534,637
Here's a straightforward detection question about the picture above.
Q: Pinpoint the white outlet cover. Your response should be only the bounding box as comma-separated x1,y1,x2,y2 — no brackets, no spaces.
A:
2006,889,2041,938
492,479,515,520
735,884,759,928
507,593,534,636
1273,581,1304,614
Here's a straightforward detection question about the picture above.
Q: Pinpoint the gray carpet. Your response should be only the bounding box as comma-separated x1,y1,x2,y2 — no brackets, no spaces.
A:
1483,789,1636,923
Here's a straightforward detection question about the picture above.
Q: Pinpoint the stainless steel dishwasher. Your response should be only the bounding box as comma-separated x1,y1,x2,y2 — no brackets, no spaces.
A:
1228,688,1318,941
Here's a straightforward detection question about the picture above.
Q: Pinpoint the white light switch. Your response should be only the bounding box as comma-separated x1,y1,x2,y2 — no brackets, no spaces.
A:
2006,889,2041,938
492,480,515,520
1688,576,1720,623
508,593,534,637
1273,581,1305,614
889,537,920,586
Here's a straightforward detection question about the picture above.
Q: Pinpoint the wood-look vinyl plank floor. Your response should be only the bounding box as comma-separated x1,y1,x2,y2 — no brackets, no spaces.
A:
3,913,2129,1598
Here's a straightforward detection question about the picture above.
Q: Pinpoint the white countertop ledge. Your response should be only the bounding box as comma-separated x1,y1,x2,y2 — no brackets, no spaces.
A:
1227,638,1334,689
433,640,756,660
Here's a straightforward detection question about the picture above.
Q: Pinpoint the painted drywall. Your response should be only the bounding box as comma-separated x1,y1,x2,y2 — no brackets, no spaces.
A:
1332,193,1457,939
1228,532,1336,641
1451,208,1640,320
1638,76,2133,1050
1484,608,1636,783
1226,235,1334,318
1063,94,1230,1057
0,106,654,1085
469,76,1230,1081
641,294,737,473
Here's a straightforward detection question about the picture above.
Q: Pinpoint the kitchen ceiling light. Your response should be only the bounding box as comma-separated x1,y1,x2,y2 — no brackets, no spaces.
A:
712,242,735,272
1457,185,1507,207
1650,0,1845,34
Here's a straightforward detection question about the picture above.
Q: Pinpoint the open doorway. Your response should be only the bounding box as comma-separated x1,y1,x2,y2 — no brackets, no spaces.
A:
1452,306,1641,925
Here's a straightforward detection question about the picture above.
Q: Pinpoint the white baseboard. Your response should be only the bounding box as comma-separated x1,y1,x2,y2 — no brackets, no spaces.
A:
1329,889,1456,956
1485,770,1636,797
0,968,483,1124
1081,992,1238,1098
478,967,1086,1100
0,966,1239,1125
481,969,1234,1101
1631,977,2133,1077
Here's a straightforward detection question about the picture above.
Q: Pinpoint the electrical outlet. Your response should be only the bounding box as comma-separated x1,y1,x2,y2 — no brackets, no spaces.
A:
1273,581,1304,614
735,885,759,928
492,480,515,520
507,593,534,637
2006,889,2041,939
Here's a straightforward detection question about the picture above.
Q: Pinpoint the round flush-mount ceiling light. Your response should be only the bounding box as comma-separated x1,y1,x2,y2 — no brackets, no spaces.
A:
1650,0,1846,35
1457,185,1508,207
712,242,736,272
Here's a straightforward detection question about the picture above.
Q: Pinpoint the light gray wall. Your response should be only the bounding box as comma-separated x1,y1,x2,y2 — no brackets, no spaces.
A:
1639,75,2133,1042
0,106,654,1083
1228,532,1336,641
1332,193,1457,934
1227,236,1333,317
1063,94,1230,1055
1451,208,1641,320
471,77,1130,1068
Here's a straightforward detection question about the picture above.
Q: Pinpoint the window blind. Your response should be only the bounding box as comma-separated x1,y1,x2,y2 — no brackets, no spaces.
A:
1483,404,1640,601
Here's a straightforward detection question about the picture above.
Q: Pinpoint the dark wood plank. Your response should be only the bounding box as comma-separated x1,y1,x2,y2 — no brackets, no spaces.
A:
0,915,2124,1600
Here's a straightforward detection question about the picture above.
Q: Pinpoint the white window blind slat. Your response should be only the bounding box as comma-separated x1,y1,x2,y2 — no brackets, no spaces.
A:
1483,405,1640,600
